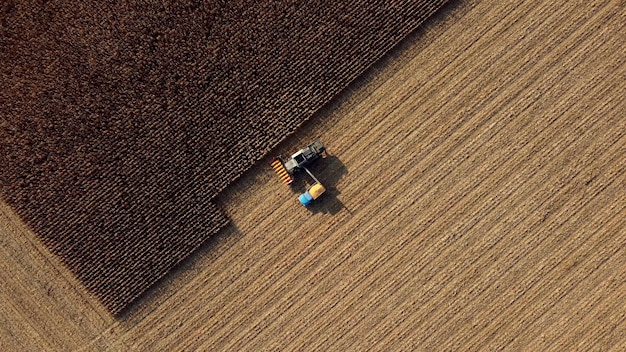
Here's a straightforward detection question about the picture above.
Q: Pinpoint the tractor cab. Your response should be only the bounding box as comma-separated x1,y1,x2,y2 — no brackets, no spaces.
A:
283,140,326,173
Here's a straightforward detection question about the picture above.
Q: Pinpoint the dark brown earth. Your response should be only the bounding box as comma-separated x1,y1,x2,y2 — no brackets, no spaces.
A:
1,0,624,350
0,0,448,313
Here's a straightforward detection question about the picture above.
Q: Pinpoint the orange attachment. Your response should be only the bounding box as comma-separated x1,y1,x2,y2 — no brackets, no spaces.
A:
271,159,293,185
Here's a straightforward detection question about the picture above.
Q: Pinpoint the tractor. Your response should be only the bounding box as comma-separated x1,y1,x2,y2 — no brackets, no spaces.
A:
270,140,326,206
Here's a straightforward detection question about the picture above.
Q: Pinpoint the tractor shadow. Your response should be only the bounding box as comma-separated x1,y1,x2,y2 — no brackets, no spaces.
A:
289,153,349,215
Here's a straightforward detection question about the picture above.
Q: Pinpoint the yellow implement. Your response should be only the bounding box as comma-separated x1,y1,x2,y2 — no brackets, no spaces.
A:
271,159,293,185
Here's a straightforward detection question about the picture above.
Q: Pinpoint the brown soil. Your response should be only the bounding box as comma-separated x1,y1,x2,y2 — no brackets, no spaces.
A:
0,0,447,313
1,0,624,350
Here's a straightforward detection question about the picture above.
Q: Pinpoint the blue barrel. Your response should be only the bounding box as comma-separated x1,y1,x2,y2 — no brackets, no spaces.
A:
298,191,313,206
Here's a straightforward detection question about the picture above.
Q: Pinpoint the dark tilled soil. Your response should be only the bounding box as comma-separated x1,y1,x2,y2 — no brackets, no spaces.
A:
0,0,448,313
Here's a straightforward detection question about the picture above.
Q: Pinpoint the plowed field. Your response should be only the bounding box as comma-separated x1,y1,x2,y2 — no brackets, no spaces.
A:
1,0,624,350
0,0,447,314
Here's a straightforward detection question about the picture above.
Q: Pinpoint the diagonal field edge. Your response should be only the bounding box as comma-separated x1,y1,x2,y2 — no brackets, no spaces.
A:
0,1,450,314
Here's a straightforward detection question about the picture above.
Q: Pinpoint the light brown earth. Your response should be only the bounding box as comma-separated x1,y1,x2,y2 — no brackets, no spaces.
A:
1,0,624,350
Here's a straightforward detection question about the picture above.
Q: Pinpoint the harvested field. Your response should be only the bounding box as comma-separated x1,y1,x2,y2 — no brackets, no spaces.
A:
2,0,625,350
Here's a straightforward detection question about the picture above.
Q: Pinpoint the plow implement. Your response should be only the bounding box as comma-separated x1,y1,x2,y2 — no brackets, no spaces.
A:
271,158,294,185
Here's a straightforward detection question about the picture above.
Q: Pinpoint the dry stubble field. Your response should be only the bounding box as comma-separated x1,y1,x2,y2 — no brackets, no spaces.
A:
1,0,625,350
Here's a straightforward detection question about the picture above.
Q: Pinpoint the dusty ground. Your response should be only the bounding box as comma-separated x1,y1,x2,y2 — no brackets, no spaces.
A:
1,0,624,350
